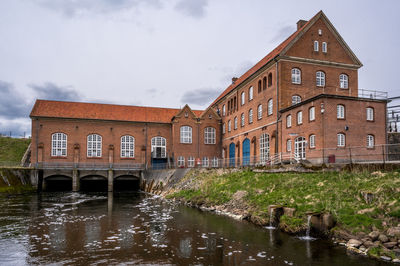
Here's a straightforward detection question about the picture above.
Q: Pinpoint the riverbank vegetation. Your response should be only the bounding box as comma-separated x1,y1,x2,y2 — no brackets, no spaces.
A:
0,136,30,164
166,168,400,234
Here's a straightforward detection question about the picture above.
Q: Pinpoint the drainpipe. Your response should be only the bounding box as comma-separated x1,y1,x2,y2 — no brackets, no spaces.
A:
275,59,279,156
197,118,200,159
145,123,148,169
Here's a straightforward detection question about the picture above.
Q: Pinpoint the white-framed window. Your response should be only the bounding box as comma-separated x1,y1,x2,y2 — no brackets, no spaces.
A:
367,134,374,148
309,106,315,121
234,116,238,129
287,114,292,128
316,71,325,87
212,157,218,167
241,91,245,105
267,99,273,115
228,120,231,132
291,68,301,84
51,132,67,157
339,74,348,89
249,109,253,124
188,156,195,167
366,107,374,121
258,104,262,119
260,133,270,162
121,135,135,158
337,133,345,147
222,104,226,116
222,123,226,134
309,135,315,148
204,127,216,144
322,42,327,53
314,41,319,52
292,95,301,105
87,134,102,157
241,113,245,127
202,157,209,167
177,156,185,167
287,139,292,152
297,111,303,125
151,136,167,158
249,86,253,101
337,104,345,119
180,126,192,143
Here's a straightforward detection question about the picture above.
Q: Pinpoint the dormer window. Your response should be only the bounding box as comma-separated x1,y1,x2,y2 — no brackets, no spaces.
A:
322,42,327,53
314,41,319,52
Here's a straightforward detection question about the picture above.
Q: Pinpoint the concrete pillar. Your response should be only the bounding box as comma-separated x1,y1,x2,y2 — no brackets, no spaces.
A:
72,169,80,192
108,192,113,215
38,170,44,192
108,169,113,192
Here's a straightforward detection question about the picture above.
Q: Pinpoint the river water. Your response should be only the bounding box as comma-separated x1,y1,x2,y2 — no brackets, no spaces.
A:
0,192,388,265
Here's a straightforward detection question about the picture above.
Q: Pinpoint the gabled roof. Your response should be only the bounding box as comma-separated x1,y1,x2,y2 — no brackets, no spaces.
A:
30,99,203,123
210,10,362,108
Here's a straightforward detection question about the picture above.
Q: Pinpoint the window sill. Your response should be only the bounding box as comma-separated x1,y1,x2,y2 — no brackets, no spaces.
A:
87,157,103,159
50,156,68,159
309,119,315,123
367,120,375,122
120,157,135,160
292,82,302,85
337,118,345,120
180,142,193,145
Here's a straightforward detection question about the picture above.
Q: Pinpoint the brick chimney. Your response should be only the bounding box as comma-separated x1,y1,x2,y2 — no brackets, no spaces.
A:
232,77,238,84
297,20,308,30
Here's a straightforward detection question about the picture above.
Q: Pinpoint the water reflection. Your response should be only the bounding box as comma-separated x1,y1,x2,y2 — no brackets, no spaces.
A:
0,192,390,265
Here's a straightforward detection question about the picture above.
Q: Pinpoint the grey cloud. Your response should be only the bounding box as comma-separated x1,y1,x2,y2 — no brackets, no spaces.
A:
270,25,296,43
175,0,208,18
0,81,30,120
181,88,220,106
220,60,254,85
33,0,162,17
0,120,30,138
29,82,81,102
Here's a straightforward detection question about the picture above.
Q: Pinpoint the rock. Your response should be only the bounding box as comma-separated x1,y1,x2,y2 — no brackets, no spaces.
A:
380,256,392,261
369,231,380,241
359,245,367,252
283,207,296,217
374,241,381,246
347,239,363,248
357,208,375,214
232,190,247,201
393,258,400,264
379,234,389,243
360,191,374,204
363,241,375,248
387,227,400,238
390,237,398,243
383,242,397,249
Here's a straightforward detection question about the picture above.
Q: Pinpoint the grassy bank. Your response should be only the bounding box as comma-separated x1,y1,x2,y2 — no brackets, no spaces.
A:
166,169,400,234
0,185,35,195
0,136,30,164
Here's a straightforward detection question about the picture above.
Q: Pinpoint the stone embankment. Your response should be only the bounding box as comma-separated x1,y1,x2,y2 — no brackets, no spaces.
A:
0,167,34,194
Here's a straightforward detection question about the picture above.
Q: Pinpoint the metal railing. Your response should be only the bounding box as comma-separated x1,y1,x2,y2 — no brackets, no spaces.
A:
358,89,388,100
35,162,145,170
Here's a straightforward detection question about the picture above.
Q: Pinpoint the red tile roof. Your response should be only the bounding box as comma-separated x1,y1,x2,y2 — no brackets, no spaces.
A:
210,15,314,107
30,100,204,123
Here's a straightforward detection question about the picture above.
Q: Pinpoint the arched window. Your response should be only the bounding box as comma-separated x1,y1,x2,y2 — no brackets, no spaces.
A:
222,123,226,134
234,116,238,129
241,91,245,105
202,157,209,167
260,133,270,163
87,134,102,157
180,126,192,143
316,71,325,87
366,107,374,121
257,104,263,119
249,109,253,124
309,106,315,121
177,156,185,167
309,135,316,148
367,134,374,148
51,132,67,157
249,86,253,101
222,104,226,116
121,135,135,158
337,104,345,119
241,113,245,127
188,156,195,167
291,95,301,105
339,74,348,89
204,127,216,144
151,136,167,158
267,99,273,115
314,40,319,51
228,120,231,132
286,114,292,128
212,157,219,167
322,42,327,53
291,68,301,84
297,111,303,125
263,76,267,90
337,133,345,147
286,139,292,152
258,80,262,93
268,73,272,87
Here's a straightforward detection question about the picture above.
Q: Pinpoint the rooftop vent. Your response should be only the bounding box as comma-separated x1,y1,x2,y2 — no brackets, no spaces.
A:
232,77,238,84
297,20,308,30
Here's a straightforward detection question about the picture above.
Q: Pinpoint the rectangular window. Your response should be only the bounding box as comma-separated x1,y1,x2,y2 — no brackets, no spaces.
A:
314,41,319,52
202,157,209,167
249,109,253,124
309,135,315,148
367,135,374,148
188,157,195,167
322,42,327,53
366,107,374,121
234,117,238,129
222,123,226,134
337,133,345,147
337,105,345,119
228,120,231,132
309,107,315,121
297,111,303,125
241,113,245,127
180,126,192,143
204,127,216,144
287,139,292,152
177,156,185,167
286,115,292,128
249,87,253,101
211,157,218,167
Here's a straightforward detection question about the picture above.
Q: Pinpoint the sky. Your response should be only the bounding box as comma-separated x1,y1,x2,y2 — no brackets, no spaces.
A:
0,0,399,137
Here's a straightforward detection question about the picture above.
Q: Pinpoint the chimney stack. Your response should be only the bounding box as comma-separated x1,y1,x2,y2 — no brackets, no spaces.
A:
232,77,238,84
297,20,308,30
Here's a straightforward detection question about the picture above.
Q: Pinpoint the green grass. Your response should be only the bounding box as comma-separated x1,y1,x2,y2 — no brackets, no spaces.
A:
167,169,400,233
0,136,30,164
0,185,35,195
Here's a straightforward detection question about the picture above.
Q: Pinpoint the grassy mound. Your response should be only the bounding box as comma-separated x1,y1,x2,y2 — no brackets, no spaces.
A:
167,169,400,233
0,136,30,164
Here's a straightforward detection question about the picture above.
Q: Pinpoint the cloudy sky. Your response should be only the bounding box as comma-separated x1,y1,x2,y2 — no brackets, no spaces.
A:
0,0,399,137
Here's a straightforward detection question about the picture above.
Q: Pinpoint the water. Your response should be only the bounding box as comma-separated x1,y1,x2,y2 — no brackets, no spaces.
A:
298,215,317,241
0,192,390,265
264,209,276,230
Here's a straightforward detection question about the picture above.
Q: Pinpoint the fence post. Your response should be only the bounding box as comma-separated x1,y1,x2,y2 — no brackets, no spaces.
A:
382,145,386,166
349,147,352,165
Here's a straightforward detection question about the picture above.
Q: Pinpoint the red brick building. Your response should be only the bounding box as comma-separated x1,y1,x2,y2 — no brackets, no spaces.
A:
30,11,387,167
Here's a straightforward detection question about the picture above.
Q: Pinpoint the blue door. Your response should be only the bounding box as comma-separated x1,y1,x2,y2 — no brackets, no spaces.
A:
229,143,235,167
242,138,250,166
